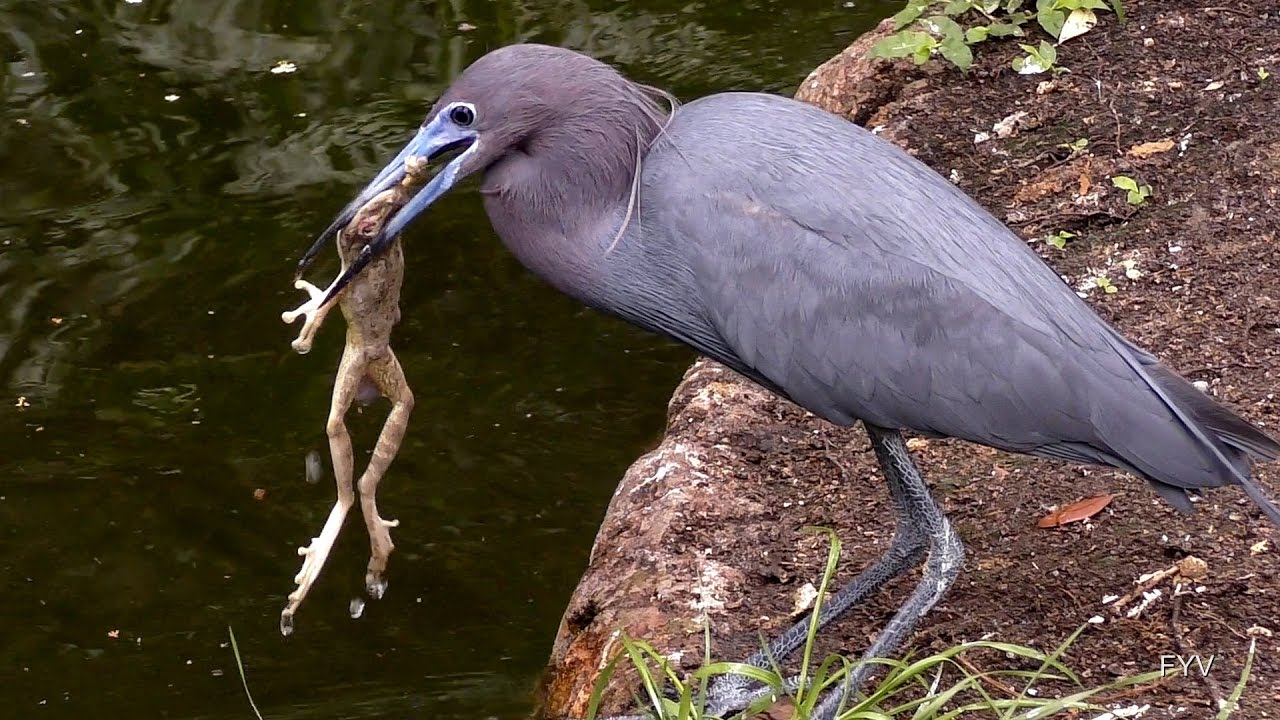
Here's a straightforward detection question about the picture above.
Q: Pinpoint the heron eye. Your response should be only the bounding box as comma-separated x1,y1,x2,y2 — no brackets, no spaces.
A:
449,104,475,127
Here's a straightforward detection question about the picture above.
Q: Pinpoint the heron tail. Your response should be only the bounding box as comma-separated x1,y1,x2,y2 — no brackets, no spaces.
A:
1108,331,1280,526
1145,363,1280,526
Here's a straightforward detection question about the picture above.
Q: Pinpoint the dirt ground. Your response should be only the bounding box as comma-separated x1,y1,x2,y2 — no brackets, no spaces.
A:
538,2,1280,718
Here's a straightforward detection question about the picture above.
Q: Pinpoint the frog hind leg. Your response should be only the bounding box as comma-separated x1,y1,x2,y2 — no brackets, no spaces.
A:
280,345,366,635
356,347,414,600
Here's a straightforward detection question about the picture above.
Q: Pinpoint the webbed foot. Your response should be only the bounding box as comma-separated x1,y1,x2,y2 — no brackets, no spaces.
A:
282,278,339,354
279,493,354,635
364,515,399,599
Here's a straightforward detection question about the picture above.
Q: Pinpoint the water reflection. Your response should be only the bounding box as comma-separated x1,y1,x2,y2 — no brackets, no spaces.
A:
0,0,894,717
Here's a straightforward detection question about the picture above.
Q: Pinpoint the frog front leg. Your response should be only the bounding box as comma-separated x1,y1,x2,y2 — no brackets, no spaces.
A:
280,346,366,635
356,347,414,599
282,277,342,354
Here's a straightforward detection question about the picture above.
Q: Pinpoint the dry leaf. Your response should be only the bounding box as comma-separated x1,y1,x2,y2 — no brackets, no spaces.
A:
1037,494,1117,528
15,396,29,408
1078,172,1091,196
50,317,63,326
1058,8,1098,43
1127,139,1175,158
1204,80,1224,91
253,488,267,500
992,466,1010,480
1252,539,1271,555
107,630,119,638
791,582,818,617
906,437,930,450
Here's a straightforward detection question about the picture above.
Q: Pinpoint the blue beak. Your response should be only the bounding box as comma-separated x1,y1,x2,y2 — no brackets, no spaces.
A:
295,114,479,305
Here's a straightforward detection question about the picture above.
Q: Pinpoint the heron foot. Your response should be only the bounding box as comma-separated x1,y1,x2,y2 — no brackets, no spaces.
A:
282,278,340,354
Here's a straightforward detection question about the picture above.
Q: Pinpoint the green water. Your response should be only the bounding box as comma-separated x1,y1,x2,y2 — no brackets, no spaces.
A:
0,1,895,717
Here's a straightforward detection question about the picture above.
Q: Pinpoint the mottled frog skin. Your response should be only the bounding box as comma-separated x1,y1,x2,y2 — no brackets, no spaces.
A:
279,157,427,636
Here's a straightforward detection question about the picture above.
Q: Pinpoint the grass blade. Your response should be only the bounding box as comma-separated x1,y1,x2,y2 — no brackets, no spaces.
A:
227,626,265,720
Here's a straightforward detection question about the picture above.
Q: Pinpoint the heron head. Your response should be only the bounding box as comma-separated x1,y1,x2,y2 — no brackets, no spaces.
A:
294,44,620,300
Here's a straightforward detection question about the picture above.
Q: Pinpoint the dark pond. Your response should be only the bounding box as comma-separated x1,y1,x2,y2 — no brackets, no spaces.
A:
0,1,895,717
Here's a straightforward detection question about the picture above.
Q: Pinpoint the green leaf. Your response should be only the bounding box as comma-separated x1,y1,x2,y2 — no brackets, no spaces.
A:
913,44,935,64
869,30,935,60
923,14,965,41
939,35,975,69
1038,7,1067,37
944,0,974,16
1111,175,1137,192
891,0,930,28
1111,0,1127,23
1039,39,1058,64
986,21,1018,37
1079,0,1110,9
1004,10,1032,27
965,25,990,43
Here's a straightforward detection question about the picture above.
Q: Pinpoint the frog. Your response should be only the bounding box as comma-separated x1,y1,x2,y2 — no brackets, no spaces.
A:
277,156,427,636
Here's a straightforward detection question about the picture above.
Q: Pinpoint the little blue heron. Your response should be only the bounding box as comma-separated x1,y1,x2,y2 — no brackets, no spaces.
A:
295,43,1280,718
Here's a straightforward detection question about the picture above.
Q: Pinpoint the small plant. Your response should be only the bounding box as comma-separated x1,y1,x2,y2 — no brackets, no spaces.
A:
1058,137,1088,154
870,0,1124,72
1258,67,1271,81
1013,40,1066,75
1040,230,1076,249
869,0,1031,71
1111,175,1152,205
1092,274,1118,293
1035,0,1124,40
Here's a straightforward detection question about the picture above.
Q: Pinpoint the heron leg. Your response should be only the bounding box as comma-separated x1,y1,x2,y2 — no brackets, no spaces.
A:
805,425,965,720
280,346,366,635
703,434,928,716
356,347,413,600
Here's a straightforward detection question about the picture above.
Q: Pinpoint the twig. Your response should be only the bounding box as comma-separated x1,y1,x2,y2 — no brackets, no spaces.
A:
1107,563,1180,616
1170,593,1229,712
954,654,1021,698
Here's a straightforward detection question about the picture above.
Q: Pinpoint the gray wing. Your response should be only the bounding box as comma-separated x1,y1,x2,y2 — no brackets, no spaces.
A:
637,92,1278,503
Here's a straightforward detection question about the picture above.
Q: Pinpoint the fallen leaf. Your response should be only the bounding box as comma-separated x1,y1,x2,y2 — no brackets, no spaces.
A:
1203,80,1224,91
790,582,818,616
50,317,63,326
1127,139,1175,158
992,466,1010,480
107,630,119,638
992,111,1030,139
1078,172,1091,196
253,488,267,501
1252,539,1271,555
1175,555,1208,580
1058,7,1097,43
15,396,29,408
906,437,929,450
1014,176,1065,203
1038,494,1117,528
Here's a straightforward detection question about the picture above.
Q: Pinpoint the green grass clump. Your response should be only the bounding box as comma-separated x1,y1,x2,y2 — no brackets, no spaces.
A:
586,526,1211,720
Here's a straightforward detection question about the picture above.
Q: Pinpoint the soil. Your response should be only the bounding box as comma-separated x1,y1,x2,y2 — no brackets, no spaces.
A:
537,2,1280,718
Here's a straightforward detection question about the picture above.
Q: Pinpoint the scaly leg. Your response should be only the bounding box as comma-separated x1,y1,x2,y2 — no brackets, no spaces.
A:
280,347,367,635
703,444,927,716
702,425,961,718
704,518,925,715
806,425,964,720
356,347,414,599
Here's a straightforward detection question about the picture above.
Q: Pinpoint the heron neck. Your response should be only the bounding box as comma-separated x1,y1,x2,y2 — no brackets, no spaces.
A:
480,84,667,303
